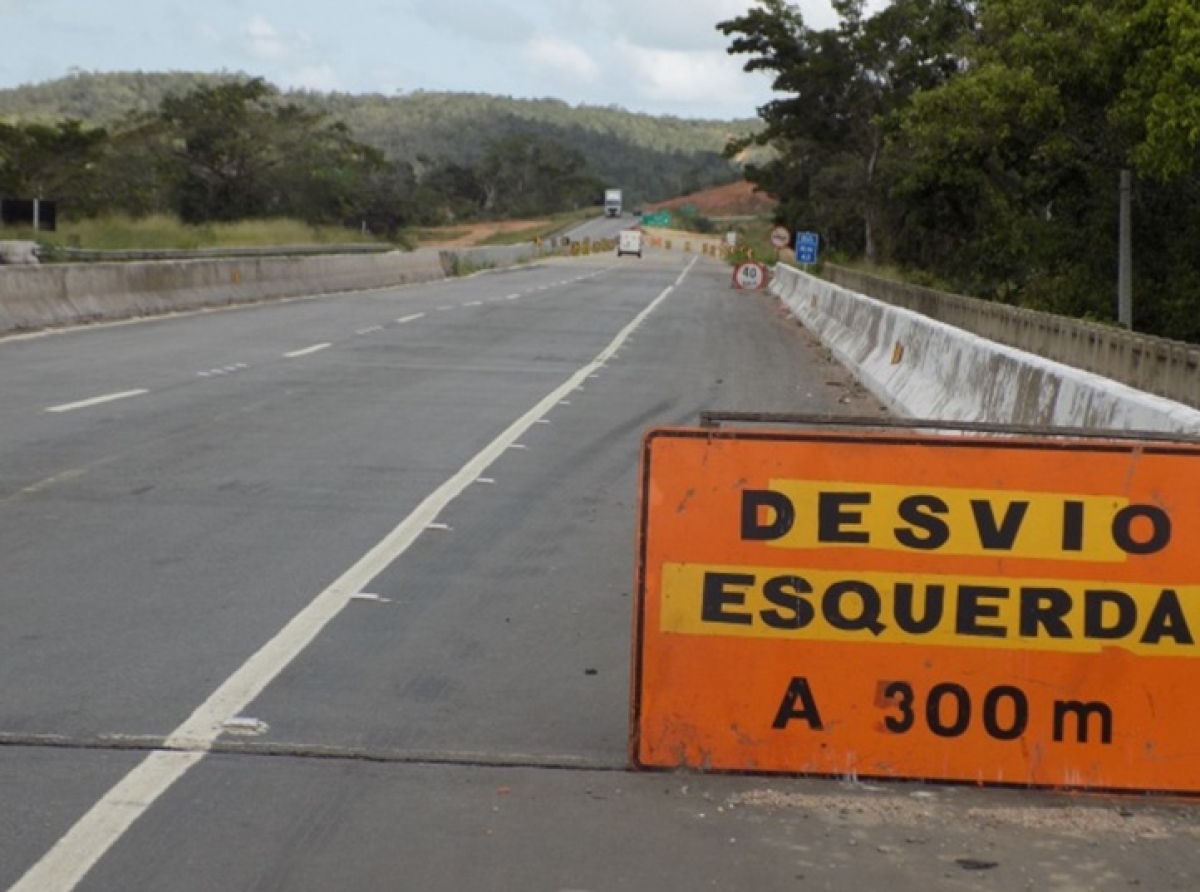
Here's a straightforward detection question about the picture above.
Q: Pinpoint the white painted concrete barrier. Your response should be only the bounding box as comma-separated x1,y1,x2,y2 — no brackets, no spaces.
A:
0,245,545,336
771,265,1200,435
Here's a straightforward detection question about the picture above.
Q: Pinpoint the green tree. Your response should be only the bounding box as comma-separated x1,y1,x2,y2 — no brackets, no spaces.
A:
719,0,975,260
891,0,1200,339
475,132,605,217
0,119,109,212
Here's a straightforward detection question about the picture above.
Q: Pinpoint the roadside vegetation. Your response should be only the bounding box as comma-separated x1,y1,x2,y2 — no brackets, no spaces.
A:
3,214,396,251
0,74,747,254
719,0,1200,342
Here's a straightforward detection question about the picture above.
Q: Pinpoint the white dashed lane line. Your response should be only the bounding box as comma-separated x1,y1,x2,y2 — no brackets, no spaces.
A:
40,274,595,417
197,364,249,378
45,389,150,414
284,343,331,359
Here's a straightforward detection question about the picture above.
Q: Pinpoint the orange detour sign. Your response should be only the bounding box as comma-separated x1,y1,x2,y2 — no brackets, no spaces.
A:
632,425,1200,793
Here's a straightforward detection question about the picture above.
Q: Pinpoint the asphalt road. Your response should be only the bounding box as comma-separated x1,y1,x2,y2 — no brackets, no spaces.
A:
2,246,1198,891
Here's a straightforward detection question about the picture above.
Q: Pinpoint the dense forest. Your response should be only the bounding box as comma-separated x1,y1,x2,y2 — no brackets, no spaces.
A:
0,71,751,223
720,0,1200,343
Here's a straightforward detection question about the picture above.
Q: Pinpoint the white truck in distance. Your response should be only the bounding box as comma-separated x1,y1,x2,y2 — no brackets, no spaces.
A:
604,188,623,217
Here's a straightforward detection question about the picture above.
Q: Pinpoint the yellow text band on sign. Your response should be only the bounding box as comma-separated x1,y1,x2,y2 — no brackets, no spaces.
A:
660,563,1198,657
744,481,1170,563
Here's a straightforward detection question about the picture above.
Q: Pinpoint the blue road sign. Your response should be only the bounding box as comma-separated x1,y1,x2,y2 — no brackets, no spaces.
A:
795,231,819,264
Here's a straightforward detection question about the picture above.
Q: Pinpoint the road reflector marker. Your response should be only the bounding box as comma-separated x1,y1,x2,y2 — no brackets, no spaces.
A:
350,592,392,604
221,717,269,736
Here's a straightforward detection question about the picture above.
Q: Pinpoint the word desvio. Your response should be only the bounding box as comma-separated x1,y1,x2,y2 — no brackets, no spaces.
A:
741,486,1172,559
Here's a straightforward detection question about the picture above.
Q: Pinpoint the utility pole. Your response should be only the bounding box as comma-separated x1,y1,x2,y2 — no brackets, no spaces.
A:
1118,169,1133,328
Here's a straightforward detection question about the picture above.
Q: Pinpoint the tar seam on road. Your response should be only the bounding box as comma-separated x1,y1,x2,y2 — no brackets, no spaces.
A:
8,258,695,892
0,732,625,773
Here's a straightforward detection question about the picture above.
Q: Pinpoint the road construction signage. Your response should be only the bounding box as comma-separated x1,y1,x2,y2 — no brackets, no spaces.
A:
732,261,769,291
632,426,1200,793
770,226,790,249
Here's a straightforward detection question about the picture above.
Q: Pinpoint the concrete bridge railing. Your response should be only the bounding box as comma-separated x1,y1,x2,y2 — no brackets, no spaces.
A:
771,265,1200,435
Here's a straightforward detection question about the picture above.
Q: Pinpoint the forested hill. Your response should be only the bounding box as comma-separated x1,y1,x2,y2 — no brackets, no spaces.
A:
0,72,756,203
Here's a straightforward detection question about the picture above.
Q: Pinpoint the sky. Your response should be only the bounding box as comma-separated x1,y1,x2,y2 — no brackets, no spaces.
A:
0,0,886,121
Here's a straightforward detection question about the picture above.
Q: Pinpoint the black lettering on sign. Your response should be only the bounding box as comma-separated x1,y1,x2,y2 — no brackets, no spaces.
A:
1084,590,1138,639
761,576,815,630
956,585,1008,638
926,683,971,738
701,573,754,626
880,679,1114,746
1062,501,1085,552
740,488,1174,557
983,686,1029,741
971,499,1029,549
881,681,916,733
693,572,1198,652
1020,588,1073,639
822,581,886,636
894,495,950,550
1112,505,1171,555
818,491,871,544
773,677,824,730
893,583,945,634
1140,589,1194,645
1054,700,1114,744
741,490,795,541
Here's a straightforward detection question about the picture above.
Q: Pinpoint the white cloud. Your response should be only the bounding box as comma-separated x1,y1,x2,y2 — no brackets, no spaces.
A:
241,14,311,64
287,64,341,92
410,0,529,44
522,33,600,86
623,42,764,109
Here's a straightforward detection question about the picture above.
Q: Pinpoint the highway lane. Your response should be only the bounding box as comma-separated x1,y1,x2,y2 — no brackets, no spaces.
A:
562,212,636,244
0,250,887,890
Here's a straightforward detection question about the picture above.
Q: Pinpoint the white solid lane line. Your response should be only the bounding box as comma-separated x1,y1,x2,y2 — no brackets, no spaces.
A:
284,343,331,359
45,390,149,414
9,258,696,892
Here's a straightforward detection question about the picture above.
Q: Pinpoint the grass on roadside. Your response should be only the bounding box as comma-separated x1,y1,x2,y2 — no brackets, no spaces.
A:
1,214,399,251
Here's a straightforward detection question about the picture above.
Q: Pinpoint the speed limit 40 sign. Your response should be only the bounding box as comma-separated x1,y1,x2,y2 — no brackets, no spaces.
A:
733,261,769,291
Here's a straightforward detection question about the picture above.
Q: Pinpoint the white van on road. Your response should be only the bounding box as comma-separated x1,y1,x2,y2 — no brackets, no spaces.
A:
617,229,643,258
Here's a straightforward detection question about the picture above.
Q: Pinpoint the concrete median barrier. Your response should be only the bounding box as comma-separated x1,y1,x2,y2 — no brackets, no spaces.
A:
0,248,463,336
771,264,1200,435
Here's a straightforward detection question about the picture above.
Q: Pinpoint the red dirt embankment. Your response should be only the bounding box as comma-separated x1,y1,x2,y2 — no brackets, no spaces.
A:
647,180,776,217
